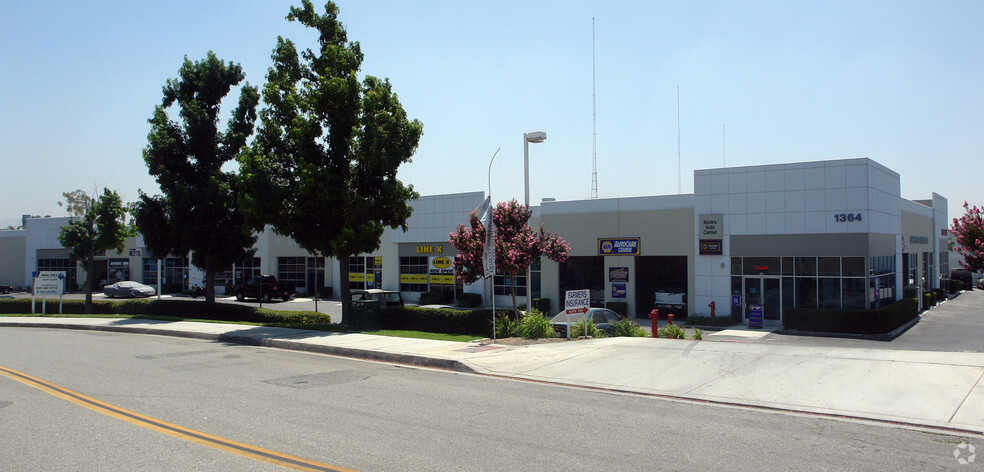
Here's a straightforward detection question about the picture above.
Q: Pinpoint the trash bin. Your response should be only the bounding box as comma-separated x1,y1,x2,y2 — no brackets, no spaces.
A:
350,299,382,330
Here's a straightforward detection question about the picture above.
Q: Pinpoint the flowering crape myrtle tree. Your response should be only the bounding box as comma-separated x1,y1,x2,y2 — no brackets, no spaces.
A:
951,202,984,273
449,199,570,319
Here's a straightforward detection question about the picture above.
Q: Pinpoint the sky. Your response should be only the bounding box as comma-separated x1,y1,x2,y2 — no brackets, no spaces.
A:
1,0,982,229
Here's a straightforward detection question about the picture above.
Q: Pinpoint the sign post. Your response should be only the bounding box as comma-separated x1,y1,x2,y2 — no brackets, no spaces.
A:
32,271,66,315
564,289,590,339
748,304,763,329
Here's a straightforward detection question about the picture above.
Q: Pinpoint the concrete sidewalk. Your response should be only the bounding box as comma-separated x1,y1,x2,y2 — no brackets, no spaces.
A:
2,316,982,436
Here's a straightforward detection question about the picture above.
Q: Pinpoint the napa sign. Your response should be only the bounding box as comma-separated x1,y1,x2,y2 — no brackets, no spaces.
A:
597,238,640,256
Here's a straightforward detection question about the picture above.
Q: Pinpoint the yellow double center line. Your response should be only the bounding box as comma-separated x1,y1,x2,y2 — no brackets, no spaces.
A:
0,365,354,472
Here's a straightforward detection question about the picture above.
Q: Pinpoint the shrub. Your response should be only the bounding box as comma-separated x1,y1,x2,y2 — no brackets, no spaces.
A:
457,293,482,308
933,288,946,303
379,306,494,336
518,309,555,339
606,301,628,317
495,312,517,338
923,292,934,309
419,292,450,305
610,318,647,337
692,328,703,340
0,298,331,325
783,298,917,334
658,324,686,339
570,319,605,338
532,298,551,314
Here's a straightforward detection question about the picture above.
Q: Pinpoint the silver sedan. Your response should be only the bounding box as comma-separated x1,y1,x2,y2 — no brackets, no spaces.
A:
103,281,156,298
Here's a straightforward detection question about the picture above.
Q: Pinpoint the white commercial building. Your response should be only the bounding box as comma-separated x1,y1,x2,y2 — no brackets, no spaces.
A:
0,158,950,327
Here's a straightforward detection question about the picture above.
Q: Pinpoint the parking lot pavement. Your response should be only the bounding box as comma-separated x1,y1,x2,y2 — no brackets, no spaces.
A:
755,290,984,352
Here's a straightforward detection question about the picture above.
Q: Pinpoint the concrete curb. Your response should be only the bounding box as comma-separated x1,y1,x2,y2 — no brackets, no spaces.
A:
2,321,479,375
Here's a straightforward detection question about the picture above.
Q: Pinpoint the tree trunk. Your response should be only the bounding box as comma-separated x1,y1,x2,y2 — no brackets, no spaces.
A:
509,274,519,322
340,259,352,326
205,270,215,303
84,252,94,314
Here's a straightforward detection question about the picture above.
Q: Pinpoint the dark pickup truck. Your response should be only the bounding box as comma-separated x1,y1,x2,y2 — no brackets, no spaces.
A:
235,275,295,302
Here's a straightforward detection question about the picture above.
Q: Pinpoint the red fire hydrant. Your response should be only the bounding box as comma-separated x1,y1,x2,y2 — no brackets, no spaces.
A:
668,313,674,325
649,309,659,338
709,301,716,319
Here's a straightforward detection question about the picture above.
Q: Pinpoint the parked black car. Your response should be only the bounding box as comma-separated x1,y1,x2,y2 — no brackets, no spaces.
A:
235,275,296,302
951,269,974,291
0,284,12,294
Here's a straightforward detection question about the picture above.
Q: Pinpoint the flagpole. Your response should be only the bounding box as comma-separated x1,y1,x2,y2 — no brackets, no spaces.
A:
487,148,499,343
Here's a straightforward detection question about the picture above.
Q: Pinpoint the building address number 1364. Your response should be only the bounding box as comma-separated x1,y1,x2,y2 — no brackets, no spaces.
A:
833,213,863,222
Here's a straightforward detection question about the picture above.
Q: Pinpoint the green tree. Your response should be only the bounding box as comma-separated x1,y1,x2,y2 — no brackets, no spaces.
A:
136,51,260,302
58,189,132,313
239,1,422,322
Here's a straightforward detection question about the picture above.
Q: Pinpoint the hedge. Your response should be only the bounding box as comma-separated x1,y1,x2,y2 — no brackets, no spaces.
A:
380,306,504,336
419,292,450,305
783,298,917,334
457,293,481,308
0,299,331,325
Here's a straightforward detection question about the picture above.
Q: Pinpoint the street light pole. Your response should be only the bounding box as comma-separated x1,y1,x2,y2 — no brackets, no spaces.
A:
523,131,546,312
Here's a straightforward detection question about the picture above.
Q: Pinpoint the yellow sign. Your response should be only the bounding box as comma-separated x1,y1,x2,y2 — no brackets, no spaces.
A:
374,257,382,265
400,274,428,284
432,256,452,269
350,273,365,282
429,274,455,285
416,245,444,254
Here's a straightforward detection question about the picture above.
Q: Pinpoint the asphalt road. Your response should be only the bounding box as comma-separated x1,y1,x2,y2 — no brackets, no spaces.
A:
0,329,976,471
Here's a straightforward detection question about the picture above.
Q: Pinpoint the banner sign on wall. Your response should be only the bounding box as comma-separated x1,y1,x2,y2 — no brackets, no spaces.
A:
609,267,629,282
597,238,640,256
611,283,626,298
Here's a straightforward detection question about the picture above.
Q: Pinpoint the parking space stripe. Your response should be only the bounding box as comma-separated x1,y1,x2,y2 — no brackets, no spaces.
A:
0,365,355,472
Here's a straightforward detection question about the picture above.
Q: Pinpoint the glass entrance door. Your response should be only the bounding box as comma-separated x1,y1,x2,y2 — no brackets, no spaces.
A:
744,276,783,326
743,278,761,322
763,277,781,324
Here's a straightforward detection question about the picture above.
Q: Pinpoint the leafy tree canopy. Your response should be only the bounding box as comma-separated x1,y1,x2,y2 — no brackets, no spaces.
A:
951,201,984,273
449,199,570,316
136,51,259,302
239,1,423,319
58,188,132,313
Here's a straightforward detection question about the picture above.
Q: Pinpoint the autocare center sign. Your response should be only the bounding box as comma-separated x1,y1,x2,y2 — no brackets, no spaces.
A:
597,238,640,256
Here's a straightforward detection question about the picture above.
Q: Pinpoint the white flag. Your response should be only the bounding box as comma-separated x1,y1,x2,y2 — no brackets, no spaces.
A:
482,199,495,278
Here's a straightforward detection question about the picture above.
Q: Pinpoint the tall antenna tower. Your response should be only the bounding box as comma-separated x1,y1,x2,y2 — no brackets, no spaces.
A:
677,85,681,194
590,18,598,199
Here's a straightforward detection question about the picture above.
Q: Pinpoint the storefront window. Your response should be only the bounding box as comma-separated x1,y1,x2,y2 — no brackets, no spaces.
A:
841,257,865,277
796,277,817,308
794,257,817,276
819,277,841,308
818,257,841,277
781,257,794,276
399,256,429,292
842,278,866,309
279,257,307,289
